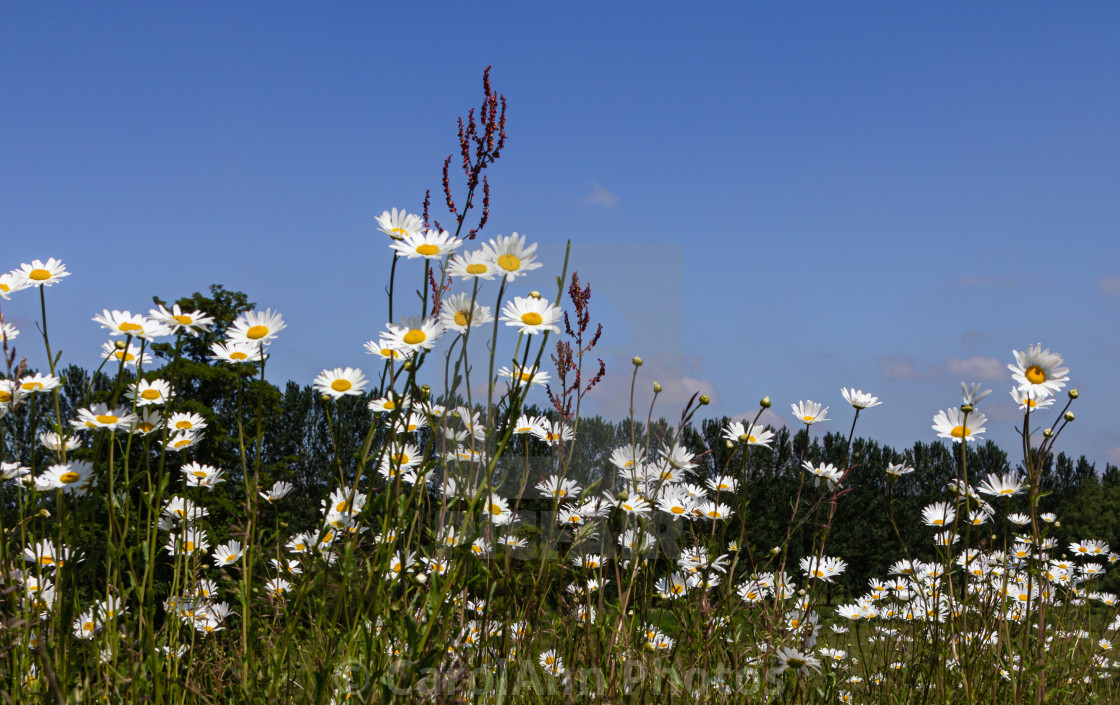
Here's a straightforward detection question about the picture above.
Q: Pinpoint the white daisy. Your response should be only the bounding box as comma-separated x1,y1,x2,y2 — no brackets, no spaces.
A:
390,229,462,260
480,232,542,280
376,208,425,241
500,296,562,336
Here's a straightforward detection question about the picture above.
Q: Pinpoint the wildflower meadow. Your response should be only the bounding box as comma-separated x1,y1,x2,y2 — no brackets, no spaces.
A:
4,69,1120,705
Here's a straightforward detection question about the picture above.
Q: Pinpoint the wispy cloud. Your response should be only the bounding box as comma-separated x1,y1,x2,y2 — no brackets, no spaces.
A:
584,181,619,208
946,356,1005,381
961,330,984,348
1106,446,1120,465
1100,275,1120,296
878,355,936,380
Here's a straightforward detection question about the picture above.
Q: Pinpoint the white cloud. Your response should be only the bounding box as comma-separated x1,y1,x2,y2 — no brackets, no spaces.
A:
878,355,936,380
584,181,619,208
729,408,788,431
586,354,717,416
1100,275,1120,296
946,356,1005,381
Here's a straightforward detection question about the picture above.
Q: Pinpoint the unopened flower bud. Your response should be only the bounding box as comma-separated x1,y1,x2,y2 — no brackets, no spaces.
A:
414,572,427,584
114,340,127,350
738,433,751,444
529,290,541,299
760,396,771,409
403,360,414,371
320,394,332,402
770,546,780,555
38,508,50,518
960,404,974,414
1064,411,1075,422
1043,428,1053,438
420,385,431,400
632,356,643,367
699,395,710,405
1069,388,1079,399
653,381,662,393
724,440,734,449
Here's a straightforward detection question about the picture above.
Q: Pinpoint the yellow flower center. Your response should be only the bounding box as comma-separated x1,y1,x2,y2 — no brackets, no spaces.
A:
336,501,349,512
141,389,161,400
569,515,581,523
489,503,503,516
392,562,402,572
0,391,10,402
394,453,410,465
622,503,633,511
226,554,236,563
230,351,248,360
59,471,80,484
193,471,208,478
403,329,426,345
671,584,685,594
454,310,470,327
22,382,43,391
950,425,970,438
96,414,119,425
466,263,487,274
802,415,815,422
415,243,441,257
295,543,306,551
497,254,521,271
119,322,143,332
29,268,51,280
38,556,54,565
331,379,352,392
173,439,192,448
383,400,396,410
184,541,195,551
932,519,944,526
246,325,269,340
790,618,801,628
115,351,135,361
670,506,685,515
176,421,193,429
84,621,96,632
1025,365,1046,385
173,314,193,325
520,312,543,326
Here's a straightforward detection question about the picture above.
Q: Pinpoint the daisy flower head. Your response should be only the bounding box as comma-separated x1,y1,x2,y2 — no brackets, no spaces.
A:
961,382,993,407
498,364,550,389
376,208,425,241
0,379,23,407
977,472,1024,498
886,462,914,478
390,228,462,260
169,412,207,433
313,367,368,399
227,309,286,346
128,379,172,406
841,388,881,410
1010,387,1055,412
212,540,243,567
92,310,169,340
181,462,225,489
37,461,95,495
447,249,499,281
101,341,152,368
149,304,214,337
801,555,848,582
1009,344,1069,397
774,647,822,676
14,258,69,287
932,408,987,443
792,400,828,425
0,271,32,299
439,292,494,333
19,373,61,395
384,316,444,353
481,232,542,280
363,338,412,362
500,296,562,336
260,480,294,502
0,322,19,345
210,342,266,364
72,404,136,432
722,420,775,447
132,408,163,435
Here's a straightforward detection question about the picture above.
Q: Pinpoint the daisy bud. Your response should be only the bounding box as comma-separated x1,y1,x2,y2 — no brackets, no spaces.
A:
699,395,710,405
1055,520,1061,528
1069,388,1079,399
420,385,431,399
653,382,662,393
415,573,427,584
114,340,127,350
1064,411,1075,422
632,356,643,367
320,394,332,402
403,360,414,371
960,404,974,414
760,396,771,409
725,440,734,449
615,490,628,501
1043,428,1053,438
771,546,780,555
738,433,751,444
529,291,541,299
39,508,50,518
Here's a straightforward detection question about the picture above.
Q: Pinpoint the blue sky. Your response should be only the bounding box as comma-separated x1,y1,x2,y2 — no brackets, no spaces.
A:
3,3,1119,465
